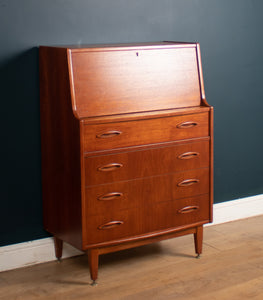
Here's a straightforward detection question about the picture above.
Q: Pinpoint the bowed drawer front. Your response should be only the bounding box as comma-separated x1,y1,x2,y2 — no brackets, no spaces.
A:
84,194,210,245
39,41,213,284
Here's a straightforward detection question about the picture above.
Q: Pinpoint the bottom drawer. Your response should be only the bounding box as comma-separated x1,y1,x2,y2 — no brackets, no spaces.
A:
84,194,210,245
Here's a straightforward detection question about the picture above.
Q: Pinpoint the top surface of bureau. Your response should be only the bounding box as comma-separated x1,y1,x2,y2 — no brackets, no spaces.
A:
63,42,204,118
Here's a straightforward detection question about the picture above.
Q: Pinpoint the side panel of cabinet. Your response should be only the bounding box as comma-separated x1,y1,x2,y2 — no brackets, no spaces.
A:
209,107,214,222
39,47,83,249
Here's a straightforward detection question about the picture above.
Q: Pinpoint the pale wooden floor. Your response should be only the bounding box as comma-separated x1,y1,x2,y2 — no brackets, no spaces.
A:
1,215,263,300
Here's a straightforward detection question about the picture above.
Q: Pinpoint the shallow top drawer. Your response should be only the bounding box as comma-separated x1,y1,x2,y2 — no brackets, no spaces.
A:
83,112,209,152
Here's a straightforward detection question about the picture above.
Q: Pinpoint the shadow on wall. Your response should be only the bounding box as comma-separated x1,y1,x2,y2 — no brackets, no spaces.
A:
0,47,49,246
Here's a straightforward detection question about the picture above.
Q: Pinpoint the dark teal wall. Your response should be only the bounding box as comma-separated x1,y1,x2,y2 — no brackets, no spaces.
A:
1,0,263,246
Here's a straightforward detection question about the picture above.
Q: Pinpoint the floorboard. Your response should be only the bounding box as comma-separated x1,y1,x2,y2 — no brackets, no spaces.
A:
0,215,263,300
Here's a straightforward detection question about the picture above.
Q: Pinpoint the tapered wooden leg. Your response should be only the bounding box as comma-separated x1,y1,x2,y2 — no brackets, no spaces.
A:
194,226,203,258
54,236,63,261
87,249,99,285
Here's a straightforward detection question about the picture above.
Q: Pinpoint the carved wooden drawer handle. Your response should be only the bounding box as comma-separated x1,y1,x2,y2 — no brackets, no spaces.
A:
177,121,198,129
177,179,200,187
96,130,122,139
97,163,123,172
98,220,124,230
178,205,199,214
178,152,200,160
97,192,124,201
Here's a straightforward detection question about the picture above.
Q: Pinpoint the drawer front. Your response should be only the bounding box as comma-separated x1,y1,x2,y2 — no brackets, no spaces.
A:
85,168,209,216
83,112,209,152
85,194,210,245
85,140,209,186
85,209,142,245
143,194,210,233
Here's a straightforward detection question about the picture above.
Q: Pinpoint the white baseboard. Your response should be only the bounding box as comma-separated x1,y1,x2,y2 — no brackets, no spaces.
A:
210,193,263,226
1,194,263,272
0,237,83,273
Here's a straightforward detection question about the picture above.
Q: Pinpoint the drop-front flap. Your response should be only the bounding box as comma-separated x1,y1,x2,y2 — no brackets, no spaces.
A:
67,42,204,118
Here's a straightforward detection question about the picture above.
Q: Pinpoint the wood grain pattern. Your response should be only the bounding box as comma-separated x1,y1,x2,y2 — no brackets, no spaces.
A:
84,139,210,185
84,194,209,245
83,112,209,152
39,46,82,249
39,42,213,282
85,168,209,215
68,46,201,118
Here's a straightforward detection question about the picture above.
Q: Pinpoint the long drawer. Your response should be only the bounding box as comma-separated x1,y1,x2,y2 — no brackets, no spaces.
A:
84,140,209,186
85,168,209,216
84,194,210,245
83,112,209,152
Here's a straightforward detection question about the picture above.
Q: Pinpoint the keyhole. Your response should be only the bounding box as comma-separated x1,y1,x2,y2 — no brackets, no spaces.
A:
136,52,139,56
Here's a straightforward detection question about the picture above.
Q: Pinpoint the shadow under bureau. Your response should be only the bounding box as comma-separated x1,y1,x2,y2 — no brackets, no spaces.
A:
39,41,213,284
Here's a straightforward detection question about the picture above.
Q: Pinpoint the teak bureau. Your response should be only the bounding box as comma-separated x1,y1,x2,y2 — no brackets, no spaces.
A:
39,42,213,284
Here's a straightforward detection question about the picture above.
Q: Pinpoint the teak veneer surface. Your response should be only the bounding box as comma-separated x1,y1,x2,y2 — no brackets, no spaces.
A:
84,140,210,185
69,47,201,117
83,112,209,152
39,41,213,282
85,168,210,215
84,194,210,245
